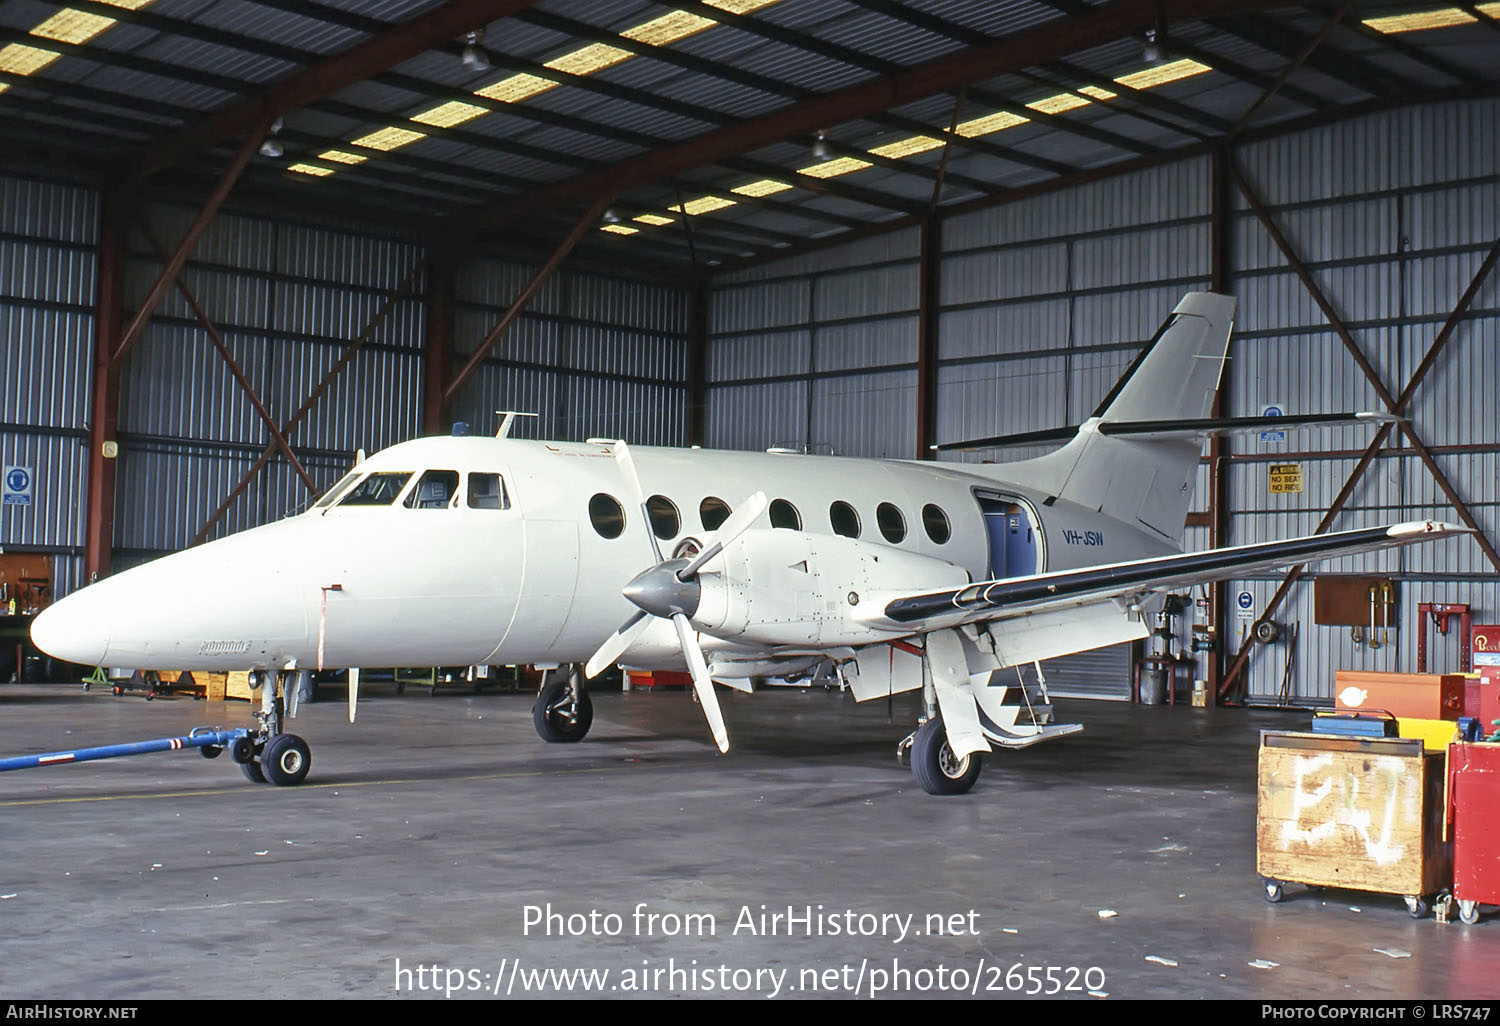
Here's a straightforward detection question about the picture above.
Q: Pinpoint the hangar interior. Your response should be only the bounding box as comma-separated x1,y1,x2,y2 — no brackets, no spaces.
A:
2,0,1500,1000
3,0,1496,707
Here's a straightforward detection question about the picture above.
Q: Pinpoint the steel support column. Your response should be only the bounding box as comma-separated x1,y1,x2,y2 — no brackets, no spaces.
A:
84,189,129,583
687,277,708,447
916,217,941,460
1207,146,1233,702
422,247,457,435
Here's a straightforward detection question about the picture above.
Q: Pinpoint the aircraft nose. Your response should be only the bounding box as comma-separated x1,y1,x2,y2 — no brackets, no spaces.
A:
30,588,112,668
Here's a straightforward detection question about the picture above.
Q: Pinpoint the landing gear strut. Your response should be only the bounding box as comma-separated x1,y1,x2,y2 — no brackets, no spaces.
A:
533,665,593,743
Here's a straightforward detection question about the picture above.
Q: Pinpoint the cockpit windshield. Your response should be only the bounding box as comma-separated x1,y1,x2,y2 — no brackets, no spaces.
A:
337,472,413,506
312,471,361,509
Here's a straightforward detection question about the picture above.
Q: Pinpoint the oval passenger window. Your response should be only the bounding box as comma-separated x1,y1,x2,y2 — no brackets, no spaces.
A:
646,495,680,539
876,502,906,543
699,496,731,531
829,501,861,538
769,499,802,530
922,503,950,544
589,493,626,539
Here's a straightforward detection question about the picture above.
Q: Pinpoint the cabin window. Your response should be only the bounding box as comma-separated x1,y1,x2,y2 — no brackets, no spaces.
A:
467,473,509,510
338,472,412,507
699,496,731,531
646,495,680,539
589,493,626,539
769,499,801,530
922,503,951,544
313,471,360,509
876,502,907,543
404,470,460,509
829,501,861,538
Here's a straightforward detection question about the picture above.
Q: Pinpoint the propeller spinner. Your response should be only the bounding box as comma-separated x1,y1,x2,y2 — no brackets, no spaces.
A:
583,440,766,753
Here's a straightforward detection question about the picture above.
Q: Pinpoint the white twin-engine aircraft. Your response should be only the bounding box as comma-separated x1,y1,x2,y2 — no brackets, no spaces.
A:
32,292,1464,794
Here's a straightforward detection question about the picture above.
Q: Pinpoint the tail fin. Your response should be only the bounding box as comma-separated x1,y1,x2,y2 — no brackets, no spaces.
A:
1001,291,1236,540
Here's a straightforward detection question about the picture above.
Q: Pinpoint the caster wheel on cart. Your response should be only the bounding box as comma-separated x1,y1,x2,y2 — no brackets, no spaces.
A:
1263,879,1284,903
1458,900,1480,925
1404,895,1429,919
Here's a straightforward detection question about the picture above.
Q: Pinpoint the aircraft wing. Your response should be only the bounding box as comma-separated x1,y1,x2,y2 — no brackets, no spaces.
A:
874,521,1467,630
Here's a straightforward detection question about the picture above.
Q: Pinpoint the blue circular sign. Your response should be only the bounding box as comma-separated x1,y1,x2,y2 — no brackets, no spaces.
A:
1237,591,1254,610
5,467,28,492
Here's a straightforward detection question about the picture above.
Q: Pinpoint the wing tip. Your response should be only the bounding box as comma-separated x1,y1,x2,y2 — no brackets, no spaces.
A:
1387,520,1471,538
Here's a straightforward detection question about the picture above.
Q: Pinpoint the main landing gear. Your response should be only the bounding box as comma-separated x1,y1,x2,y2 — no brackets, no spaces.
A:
533,664,593,743
899,715,984,796
230,670,313,786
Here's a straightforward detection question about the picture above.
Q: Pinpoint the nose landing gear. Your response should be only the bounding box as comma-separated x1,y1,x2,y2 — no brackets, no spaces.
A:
236,670,314,786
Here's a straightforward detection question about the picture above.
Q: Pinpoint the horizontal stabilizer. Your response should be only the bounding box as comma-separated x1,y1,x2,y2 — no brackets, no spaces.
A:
932,411,1397,452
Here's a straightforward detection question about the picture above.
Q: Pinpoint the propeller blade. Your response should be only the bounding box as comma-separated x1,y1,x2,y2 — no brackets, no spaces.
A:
584,610,651,679
347,666,360,724
679,490,769,579
673,613,729,753
614,440,663,563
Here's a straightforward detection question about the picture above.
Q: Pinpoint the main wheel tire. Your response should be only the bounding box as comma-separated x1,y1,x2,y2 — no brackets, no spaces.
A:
911,716,982,795
260,733,311,786
533,679,593,743
241,759,266,784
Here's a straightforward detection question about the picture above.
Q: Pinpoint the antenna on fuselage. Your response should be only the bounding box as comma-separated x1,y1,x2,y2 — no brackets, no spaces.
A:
495,410,540,438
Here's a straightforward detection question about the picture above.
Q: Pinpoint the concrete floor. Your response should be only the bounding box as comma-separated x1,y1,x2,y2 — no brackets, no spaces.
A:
0,679,1496,1001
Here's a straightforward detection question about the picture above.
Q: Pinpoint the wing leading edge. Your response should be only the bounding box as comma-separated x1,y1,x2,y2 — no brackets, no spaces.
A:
878,521,1467,629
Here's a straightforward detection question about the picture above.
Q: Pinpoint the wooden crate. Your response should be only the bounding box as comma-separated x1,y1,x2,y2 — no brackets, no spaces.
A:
1257,731,1451,905
201,671,254,701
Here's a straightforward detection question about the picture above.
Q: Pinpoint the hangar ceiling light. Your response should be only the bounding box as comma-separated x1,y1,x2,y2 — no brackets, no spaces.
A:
1363,5,1499,32
290,0,786,178
602,58,1214,238
0,0,153,94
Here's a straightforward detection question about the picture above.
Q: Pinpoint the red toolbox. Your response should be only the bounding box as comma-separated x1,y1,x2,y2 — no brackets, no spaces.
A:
1448,742,1500,924
1470,668,1500,730
1335,670,1467,720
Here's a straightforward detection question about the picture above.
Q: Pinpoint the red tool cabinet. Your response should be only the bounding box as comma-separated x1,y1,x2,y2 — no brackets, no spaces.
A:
1448,742,1500,924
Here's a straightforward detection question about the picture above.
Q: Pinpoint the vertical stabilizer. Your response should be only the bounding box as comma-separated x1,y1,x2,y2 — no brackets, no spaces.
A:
1000,291,1236,540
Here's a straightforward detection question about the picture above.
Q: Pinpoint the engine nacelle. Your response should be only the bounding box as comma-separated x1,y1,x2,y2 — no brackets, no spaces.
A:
691,529,968,648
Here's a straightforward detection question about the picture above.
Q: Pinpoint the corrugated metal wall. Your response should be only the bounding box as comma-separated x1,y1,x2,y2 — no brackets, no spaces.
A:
707,227,920,457
0,172,96,598
115,201,427,562
4,174,689,595
704,97,1500,706
447,260,688,445
1225,98,1500,704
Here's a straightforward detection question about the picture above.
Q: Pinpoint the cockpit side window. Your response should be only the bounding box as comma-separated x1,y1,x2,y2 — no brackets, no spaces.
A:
404,470,460,509
338,472,413,507
313,471,361,509
467,472,510,510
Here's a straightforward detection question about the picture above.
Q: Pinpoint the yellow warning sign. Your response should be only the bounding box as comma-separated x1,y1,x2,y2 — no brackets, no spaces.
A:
1269,463,1304,494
